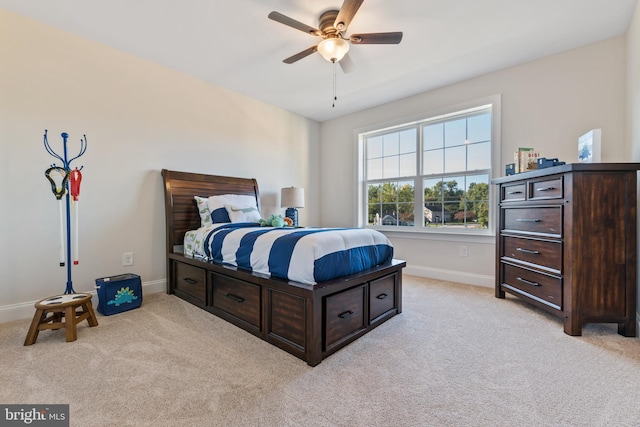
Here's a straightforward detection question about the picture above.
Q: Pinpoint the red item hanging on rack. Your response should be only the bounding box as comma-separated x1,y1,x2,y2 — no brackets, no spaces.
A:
70,169,82,201
69,169,82,265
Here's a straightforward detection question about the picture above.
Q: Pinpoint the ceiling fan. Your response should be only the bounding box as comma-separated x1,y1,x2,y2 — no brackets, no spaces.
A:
268,0,403,73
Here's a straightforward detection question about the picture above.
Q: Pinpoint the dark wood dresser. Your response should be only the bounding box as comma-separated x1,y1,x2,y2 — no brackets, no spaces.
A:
492,163,639,336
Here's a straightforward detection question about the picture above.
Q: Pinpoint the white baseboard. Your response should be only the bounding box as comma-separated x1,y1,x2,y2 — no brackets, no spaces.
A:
0,279,166,324
403,264,494,288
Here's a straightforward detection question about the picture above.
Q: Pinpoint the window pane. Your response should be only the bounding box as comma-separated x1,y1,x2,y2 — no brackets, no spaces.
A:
400,129,417,154
383,156,399,179
423,178,442,202
397,181,414,203
466,174,489,199
443,177,464,202
467,113,491,143
381,204,397,225
444,119,466,147
467,141,491,170
470,200,489,228
398,203,414,226
465,175,489,228
367,158,382,180
423,123,443,150
444,146,466,172
399,152,416,177
367,183,381,225
380,182,397,203
367,136,383,159
425,204,445,226
383,133,399,156
423,150,443,174
443,202,461,225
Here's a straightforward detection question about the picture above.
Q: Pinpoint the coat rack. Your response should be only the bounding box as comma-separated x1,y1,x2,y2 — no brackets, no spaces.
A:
43,130,87,294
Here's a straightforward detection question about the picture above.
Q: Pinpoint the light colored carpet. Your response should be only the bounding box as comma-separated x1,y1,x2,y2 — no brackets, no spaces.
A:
1,275,640,427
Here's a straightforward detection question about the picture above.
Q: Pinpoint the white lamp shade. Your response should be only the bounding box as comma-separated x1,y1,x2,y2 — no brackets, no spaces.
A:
281,187,305,208
317,37,350,62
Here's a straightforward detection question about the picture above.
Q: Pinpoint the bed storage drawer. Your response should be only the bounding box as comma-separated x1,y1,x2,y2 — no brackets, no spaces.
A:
174,261,206,304
369,273,396,323
212,274,261,328
325,284,366,351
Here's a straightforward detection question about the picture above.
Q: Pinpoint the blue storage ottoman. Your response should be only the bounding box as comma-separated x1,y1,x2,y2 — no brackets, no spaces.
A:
95,273,142,315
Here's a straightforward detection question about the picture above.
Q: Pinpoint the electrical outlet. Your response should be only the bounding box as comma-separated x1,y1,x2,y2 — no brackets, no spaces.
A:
122,252,134,266
459,246,468,257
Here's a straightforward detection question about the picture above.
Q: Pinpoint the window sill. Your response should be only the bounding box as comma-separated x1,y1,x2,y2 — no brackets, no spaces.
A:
369,226,495,244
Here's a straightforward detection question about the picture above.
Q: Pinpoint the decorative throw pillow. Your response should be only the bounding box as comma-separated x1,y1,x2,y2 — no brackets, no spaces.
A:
207,194,259,223
194,196,213,227
224,204,262,223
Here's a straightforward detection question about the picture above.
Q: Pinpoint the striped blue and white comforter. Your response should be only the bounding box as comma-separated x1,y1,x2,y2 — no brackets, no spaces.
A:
184,223,393,284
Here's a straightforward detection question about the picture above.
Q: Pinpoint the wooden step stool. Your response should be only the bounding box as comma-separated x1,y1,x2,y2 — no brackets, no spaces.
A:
24,293,99,345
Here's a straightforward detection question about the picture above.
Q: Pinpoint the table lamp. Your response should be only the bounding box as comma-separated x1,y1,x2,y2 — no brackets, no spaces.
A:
281,187,304,227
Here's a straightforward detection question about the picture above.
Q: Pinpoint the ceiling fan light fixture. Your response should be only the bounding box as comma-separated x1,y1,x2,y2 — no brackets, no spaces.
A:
317,37,350,62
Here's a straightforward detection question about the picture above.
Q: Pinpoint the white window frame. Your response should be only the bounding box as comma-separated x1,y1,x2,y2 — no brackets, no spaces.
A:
355,94,502,240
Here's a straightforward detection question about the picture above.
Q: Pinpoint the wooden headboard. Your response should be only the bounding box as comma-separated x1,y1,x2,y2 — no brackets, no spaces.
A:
161,169,260,253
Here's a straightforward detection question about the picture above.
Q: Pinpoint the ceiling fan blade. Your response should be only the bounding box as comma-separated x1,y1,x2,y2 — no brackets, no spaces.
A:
339,53,355,73
283,46,318,64
350,32,403,44
268,11,321,36
334,0,364,31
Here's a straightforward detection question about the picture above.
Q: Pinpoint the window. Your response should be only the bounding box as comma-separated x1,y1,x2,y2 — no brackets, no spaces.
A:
360,97,499,234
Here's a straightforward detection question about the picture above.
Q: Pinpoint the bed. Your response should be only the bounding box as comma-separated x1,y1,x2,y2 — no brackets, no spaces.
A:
162,169,405,366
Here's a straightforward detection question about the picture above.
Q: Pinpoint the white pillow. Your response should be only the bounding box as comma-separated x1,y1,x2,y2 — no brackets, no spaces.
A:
224,203,262,223
207,194,259,223
194,196,213,227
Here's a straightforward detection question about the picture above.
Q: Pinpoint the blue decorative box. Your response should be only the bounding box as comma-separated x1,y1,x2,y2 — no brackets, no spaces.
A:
95,273,142,315
537,157,566,169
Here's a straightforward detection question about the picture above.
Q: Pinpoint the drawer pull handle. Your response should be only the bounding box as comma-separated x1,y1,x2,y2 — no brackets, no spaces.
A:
516,248,540,255
338,310,354,319
516,218,541,222
507,190,523,195
536,186,556,192
183,277,197,285
376,293,388,300
224,293,244,303
516,277,540,287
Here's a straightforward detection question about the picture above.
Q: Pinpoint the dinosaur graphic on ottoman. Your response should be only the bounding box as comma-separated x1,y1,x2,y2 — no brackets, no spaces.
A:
108,287,139,306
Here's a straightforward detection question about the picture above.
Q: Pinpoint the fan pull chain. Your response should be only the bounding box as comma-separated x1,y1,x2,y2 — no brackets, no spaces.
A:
332,59,337,108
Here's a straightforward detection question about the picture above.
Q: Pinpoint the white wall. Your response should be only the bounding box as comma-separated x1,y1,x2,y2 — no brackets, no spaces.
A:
627,1,640,331
630,2,640,162
0,9,320,321
319,36,628,286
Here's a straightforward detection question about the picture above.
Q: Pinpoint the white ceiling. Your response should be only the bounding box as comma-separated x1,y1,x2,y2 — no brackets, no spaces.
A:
1,0,637,122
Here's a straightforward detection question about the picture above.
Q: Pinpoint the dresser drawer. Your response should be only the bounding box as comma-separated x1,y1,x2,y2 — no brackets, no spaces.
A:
501,183,526,202
325,284,366,350
369,274,397,323
503,207,562,236
529,177,563,200
174,261,206,304
502,236,562,273
212,274,261,328
502,263,562,309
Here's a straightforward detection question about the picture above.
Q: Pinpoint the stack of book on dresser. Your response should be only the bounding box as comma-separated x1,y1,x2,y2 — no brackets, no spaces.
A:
512,147,542,173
